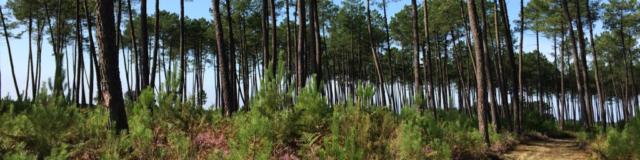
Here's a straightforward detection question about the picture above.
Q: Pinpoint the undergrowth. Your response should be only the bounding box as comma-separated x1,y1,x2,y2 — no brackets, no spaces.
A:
592,110,640,160
0,71,535,159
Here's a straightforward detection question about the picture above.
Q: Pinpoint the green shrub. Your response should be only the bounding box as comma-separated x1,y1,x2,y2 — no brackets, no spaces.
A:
391,109,426,159
601,113,640,159
319,105,368,159
293,79,330,134
228,110,274,159
127,92,155,158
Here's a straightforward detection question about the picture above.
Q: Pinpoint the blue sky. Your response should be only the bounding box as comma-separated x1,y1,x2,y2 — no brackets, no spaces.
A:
0,0,605,106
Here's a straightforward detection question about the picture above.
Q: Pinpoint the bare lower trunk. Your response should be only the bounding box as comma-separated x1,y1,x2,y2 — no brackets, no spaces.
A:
423,0,437,117
498,0,521,133
585,0,605,130
561,0,589,128
467,0,490,146
296,0,306,92
410,0,422,98
96,0,129,132
213,0,239,116
150,0,161,87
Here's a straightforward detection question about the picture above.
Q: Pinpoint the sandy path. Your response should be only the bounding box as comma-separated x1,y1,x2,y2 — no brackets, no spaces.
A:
501,137,594,160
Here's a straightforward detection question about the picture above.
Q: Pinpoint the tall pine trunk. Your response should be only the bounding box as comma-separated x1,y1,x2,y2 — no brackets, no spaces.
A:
150,0,160,87
270,0,278,75
423,0,436,115
585,0,604,130
262,0,270,71
140,0,149,89
213,0,238,116
410,0,422,99
179,0,186,101
467,0,490,146
498,0,521,133
226,0,239,110
574,0,593,128
312,0,323,92
96,0,129,132
75,0,84,105
296,0,306,92
561,0,589,128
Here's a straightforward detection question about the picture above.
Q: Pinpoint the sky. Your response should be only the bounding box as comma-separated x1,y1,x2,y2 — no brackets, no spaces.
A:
0,0,606,107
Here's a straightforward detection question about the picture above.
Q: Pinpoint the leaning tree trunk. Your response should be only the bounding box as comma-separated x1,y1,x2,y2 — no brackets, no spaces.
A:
83,0,101,104
585,0,605,130
95,0,129,132
44,2,63,98
498,0,521,133
383,0,397,110
366,0,385,105
0,6,21,99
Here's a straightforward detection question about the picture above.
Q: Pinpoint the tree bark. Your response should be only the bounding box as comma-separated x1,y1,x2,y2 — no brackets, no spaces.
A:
179,0,186,101
296,0,306,92
585,0,605,130
466,0,490,146
75,0,85,106
150,0,160,87
83,0,101,104
410,0,422,98
382,0,397,109
262,0,270,71
226,0,239,110
561,0,589,128
140,0,149,89
270,0,278,75
518,0,525,120
498,0,521,133
574,0,593,128
213,0,238,116
312,0,323,92
27,14,35,101
423,0,437,117
96,0,129,132
285,0,292,88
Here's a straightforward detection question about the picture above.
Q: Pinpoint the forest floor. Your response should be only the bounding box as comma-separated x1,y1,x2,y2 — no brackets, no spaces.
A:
500,134,596,160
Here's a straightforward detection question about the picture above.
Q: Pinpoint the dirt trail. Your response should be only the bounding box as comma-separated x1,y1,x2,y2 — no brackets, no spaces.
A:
501,137,594,160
